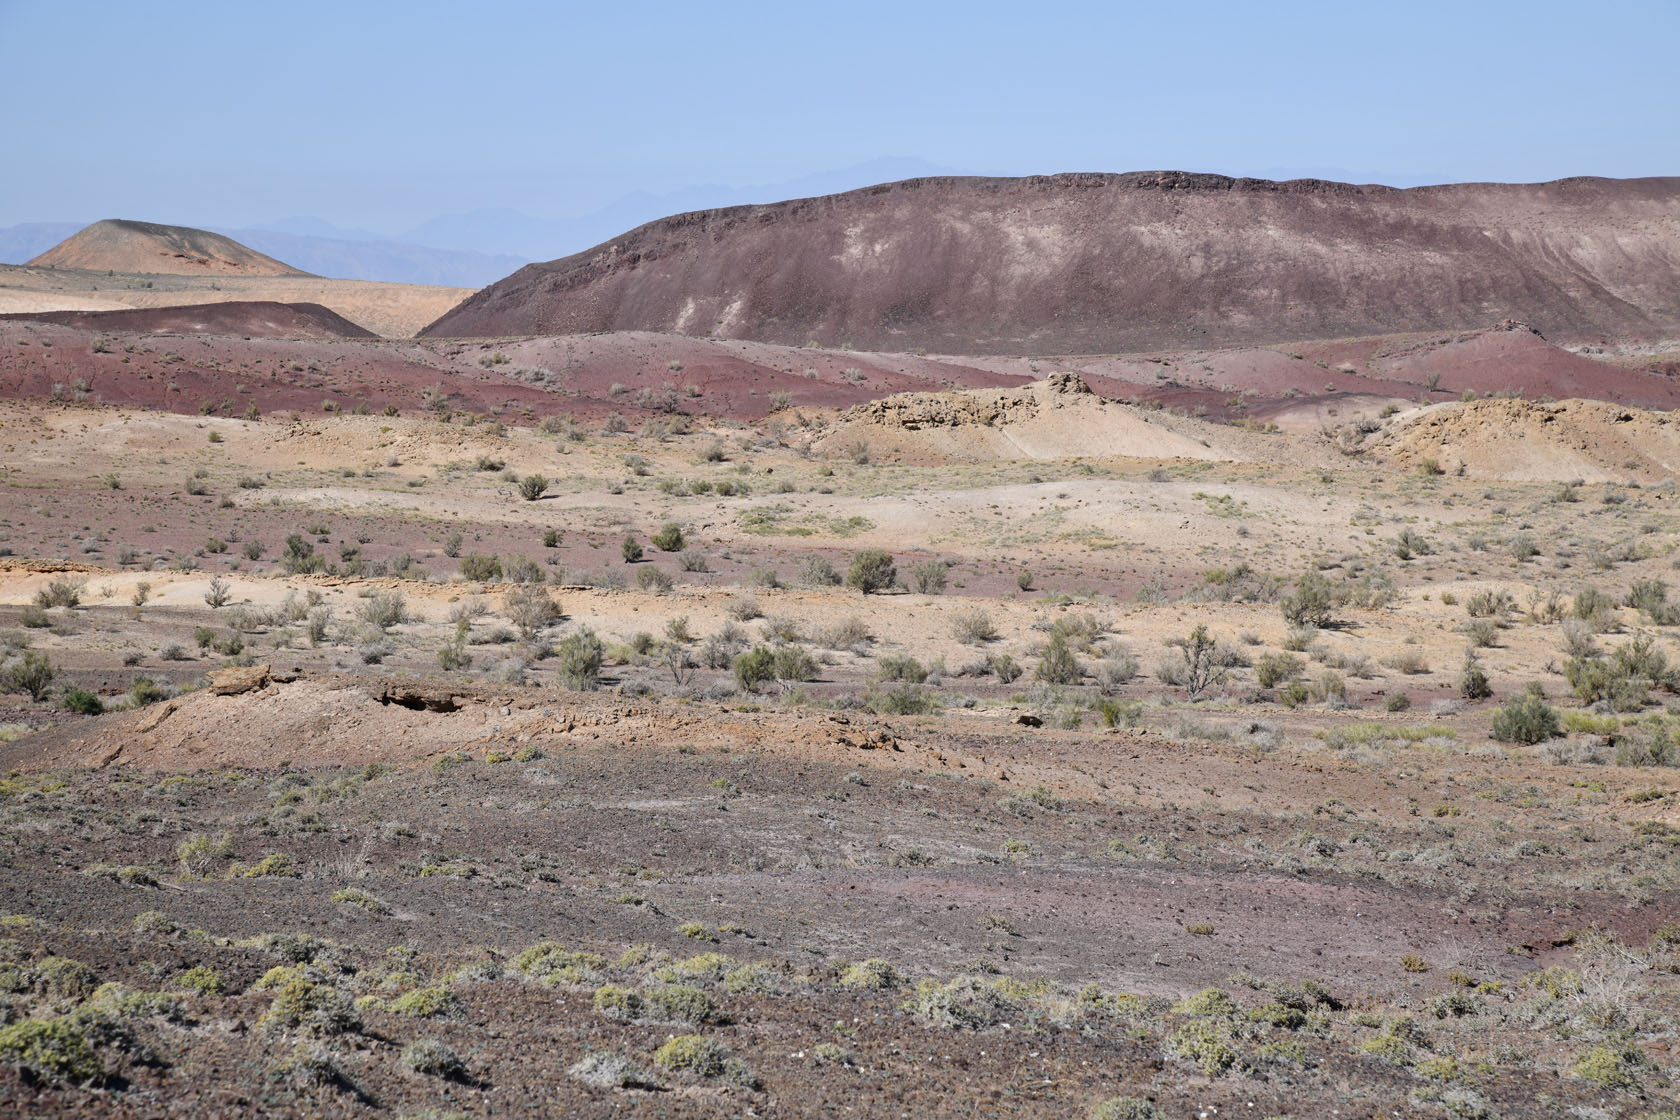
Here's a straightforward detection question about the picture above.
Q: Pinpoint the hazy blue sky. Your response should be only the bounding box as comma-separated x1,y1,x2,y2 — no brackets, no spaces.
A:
3,0,1676,237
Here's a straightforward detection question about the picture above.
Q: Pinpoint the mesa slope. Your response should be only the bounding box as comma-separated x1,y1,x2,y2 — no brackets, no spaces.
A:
424,172,1680,352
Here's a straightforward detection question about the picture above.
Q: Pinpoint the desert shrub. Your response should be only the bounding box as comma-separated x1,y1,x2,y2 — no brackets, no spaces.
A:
798,555,840,586
652,523,685,552
1464,618,1500,648
839,959,903,990
635,566,673,593
909,560,949,594
1035,633,1082,685
1255,652,1303,689
36,956,100,999
1491,683,1561,744
1565,636,1673,710
771,644,817,684
19,605,49,628
386,986,460,1018
1,652,56,701
733,647,776,693
1159,625,1225,700
503,554,545,584
952,609,999,644
556,629,605,690
61,688,103,715
1459,649,1492,700
902,976,1017,1030
867,682,940,715
846,549,896,594
621,534,644,563
1095,650,1140,690
177,831,233,877
652,1034,730,1078
280,534,324,575
568,1051,661,1090
726,596,762,621
875,654,928,684
815,616,872,652
34,579,84,609
517,474,549,501
504,584,562,637
1166,1018,1241,1077
991,653,1022,683
455,553,501,583
258,979,361,1037
401,1038,466,1079
357,592,407,631
0,1019,103,1084
676,549,709,572
1090,1098,1161,1120
204,576,232,608
331,887,391,916
1465,589,1515,619
1573,586,1619,627
1279,569,1335,628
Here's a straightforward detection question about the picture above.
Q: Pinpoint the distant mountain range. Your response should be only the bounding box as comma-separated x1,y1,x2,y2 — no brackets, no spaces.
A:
0,158,960,288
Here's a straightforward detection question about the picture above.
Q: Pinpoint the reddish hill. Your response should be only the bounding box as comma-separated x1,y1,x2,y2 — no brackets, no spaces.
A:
28,219,309,277
423,172,1680,353
1,301,375,339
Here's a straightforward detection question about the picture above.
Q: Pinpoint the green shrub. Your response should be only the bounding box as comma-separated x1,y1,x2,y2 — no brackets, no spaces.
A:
621,534,644,563
173,966,224,995
1280,569,1335,628
909,560,949,594
652,1034,729,1078
1035,633,1082,685
845,549,896,594
459,553,502,582
901,976,1016,1029
61,688,103,715
258,979,361,1037
1255,652,1302,689
1166,1018,1241,1077
556,628,604,690
37,956,100,999
652,523,685,551
0,1019,102,1084
839,959,903,990
386,986,459,1018
1,651,56,701
1490,684,1561,744
517,474,549,501
1090,1098,1160,1120
1459,649,1492,700
733,646,776,693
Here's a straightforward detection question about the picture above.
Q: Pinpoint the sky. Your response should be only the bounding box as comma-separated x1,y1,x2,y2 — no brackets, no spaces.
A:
2,0,1676,241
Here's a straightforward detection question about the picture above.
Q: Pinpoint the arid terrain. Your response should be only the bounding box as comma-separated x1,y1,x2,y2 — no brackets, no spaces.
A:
2,184,1679,1119
425,173,1680,353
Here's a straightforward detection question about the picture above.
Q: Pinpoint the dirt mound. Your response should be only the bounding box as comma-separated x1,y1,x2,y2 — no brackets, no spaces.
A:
28,219,310,277
817,372,1242,462
0,300,376,339
423,172,1680,352
1375,397,1680,481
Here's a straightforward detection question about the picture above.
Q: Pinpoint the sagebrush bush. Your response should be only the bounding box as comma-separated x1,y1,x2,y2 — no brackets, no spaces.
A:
556,629,604,690
1490,683,1561,744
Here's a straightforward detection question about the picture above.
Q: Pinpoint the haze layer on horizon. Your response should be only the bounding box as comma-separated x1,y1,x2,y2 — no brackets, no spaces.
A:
3,0,1676,238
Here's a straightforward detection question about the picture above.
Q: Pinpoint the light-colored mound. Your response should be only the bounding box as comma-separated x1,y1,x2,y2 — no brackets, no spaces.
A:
818,372,1241,463
0,264,472,338
1376,397,1680,481
29,219,308,276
